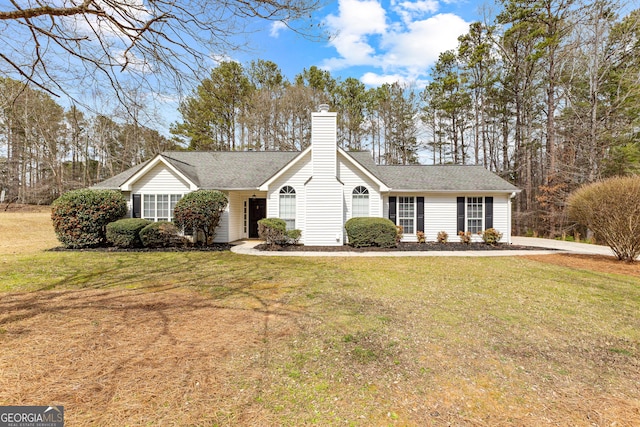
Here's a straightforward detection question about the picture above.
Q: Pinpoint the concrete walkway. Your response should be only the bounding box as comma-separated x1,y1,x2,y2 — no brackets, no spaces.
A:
230,237,615,257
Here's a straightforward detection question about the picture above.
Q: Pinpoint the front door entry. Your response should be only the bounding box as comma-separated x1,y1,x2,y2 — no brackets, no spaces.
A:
248,198,267,238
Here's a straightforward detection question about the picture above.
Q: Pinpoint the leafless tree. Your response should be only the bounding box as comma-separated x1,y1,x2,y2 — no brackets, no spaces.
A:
0,0,321,108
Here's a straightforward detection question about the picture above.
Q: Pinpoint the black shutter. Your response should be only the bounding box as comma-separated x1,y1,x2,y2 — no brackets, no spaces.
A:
388,196,397,224
456,197,465,233
485,197,494,230
417,197,425,233
132,194,141,218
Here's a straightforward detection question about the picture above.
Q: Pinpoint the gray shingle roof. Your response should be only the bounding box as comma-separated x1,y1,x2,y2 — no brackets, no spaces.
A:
92,150,518,193
372,165,519,192
91,161,149,189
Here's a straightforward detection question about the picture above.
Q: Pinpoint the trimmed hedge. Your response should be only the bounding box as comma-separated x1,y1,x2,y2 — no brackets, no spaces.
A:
139,222,185,248
173,190,228,246
568,175,640,262
106,218,152,248
258,218,301,247
345,217,397,248
51,189,127,248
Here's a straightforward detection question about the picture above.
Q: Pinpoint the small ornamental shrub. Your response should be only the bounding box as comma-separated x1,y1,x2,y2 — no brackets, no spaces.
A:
458,230,472,244
345,217,397,248
173,190,228,246
416,230,426,243
139,222,185,248
258,218,287,246
567,175,640,262
51,189,127,248
437,231,448,243
481,228,503,245
395,225,404,244
106,218,151,248
286,229,302,244
257,218,301,247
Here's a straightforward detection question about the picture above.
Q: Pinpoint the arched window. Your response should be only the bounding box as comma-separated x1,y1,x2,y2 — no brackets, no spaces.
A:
279,186,296,230
352,186,369,217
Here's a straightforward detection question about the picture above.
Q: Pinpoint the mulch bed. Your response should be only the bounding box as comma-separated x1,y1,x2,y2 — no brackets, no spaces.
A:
47,244,232,252
256,242,554,252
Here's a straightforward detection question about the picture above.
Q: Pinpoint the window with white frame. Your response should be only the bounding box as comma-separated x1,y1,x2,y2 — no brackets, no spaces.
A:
467,197,483,233
279,186,296,230
143,194,182,221
352,186,369,217
398,196,415,234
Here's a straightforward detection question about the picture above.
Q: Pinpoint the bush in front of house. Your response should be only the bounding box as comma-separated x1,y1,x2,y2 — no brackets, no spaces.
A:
106,218,152,248
345,217,397,248
481,228,503,245
567,175,640,262
139,222,186,248
173,190,228,246
437,231,448,243
458,231,472,244
51,189,127,248
258,218,301,247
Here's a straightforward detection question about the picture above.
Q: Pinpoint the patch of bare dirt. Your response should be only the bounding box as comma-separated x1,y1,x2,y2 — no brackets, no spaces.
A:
523,253,640,278
0,287,297,425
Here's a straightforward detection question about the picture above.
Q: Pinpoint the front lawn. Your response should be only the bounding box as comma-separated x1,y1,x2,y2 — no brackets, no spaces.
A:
0,210,638,425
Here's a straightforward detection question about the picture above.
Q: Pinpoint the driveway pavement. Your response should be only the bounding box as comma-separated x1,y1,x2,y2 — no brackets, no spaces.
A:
230,237,615,257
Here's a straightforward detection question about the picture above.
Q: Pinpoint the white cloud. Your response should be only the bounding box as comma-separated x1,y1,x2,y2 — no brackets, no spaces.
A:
381,13,469,71
393,0,440,25
321,0,469,87
324,0,387,66
361,71,428,88
270,21,288,38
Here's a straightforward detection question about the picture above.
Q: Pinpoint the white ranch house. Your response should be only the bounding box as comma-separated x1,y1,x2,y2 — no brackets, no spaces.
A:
94,106,520,246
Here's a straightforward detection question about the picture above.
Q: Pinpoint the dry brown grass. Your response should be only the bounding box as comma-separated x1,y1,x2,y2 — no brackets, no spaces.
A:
1,209,639,426
0,205,58,255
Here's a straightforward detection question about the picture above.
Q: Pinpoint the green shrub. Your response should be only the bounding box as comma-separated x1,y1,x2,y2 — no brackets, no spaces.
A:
51,189,127,248
258,218,301,247
567,175,640,262
106,218,151,248
344,217,397,248
173,190,228,246
139,222,185,248
481,228,503,245
286,229,302,244
437,231,448,243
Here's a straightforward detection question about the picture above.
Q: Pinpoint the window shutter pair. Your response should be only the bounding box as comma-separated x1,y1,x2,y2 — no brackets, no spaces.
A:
457,196,493,232
388,196,425,232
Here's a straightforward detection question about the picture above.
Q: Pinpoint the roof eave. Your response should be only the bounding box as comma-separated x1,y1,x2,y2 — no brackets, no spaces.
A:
120,154,199,192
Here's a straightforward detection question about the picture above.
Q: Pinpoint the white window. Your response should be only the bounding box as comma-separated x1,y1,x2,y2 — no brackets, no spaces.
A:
352,186,369,217
467,197,483,234
398,196,415,234
143,194,182,222
279,186,296,230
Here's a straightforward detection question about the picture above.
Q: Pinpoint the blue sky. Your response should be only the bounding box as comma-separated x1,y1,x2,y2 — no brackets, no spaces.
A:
232,0,490,87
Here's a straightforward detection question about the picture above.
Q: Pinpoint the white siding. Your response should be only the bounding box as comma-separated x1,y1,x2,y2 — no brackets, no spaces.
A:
266,152,312,243
131,163,191,194
305,178,344,245
311,111,338,179
338,156,382,221
384,193,513,243
424,195,458,242
493,194,511,244
213,199,230,243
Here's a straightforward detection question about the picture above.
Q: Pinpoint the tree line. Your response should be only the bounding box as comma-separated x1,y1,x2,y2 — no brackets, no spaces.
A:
2,0,639,237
